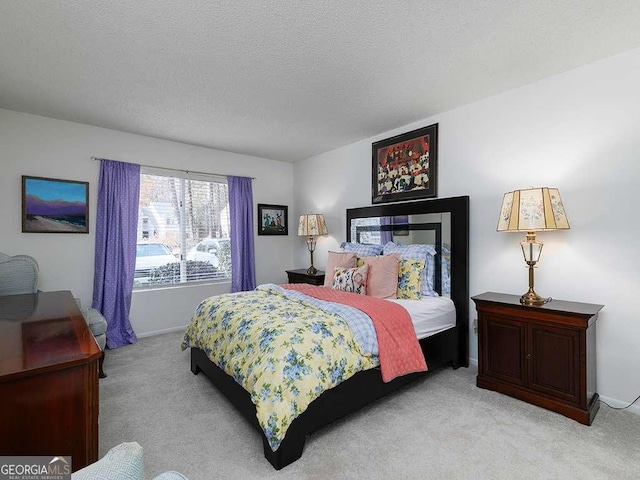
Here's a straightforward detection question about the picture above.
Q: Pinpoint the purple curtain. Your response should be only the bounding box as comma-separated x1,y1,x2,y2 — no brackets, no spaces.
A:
228,176,256,292
380,216,393,245
92,159,140,348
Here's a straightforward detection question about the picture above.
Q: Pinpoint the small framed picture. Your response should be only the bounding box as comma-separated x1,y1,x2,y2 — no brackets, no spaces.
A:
257,204,288,236
22,175,89,233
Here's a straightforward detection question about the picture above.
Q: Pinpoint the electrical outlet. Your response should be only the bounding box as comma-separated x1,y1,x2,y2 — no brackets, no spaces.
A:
473,318,478,335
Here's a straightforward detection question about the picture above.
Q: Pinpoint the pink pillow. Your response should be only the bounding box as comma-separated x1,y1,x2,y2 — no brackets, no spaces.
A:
357,254,400,299
324,251,357,287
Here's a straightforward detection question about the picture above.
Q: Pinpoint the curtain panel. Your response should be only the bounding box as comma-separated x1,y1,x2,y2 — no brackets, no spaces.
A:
92,159,140,348
228,176,256,292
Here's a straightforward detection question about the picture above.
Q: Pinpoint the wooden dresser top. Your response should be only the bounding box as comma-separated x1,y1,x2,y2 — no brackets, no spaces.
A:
0,290,101,380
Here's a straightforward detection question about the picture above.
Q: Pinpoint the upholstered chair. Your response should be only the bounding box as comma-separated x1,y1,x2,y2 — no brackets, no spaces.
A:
0,252,39,295
72,442,188,480
74,297,108,378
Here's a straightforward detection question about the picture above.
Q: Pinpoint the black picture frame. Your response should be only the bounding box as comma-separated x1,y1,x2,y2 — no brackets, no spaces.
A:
22,175,89,233
257,204,288,235
371,123,438,204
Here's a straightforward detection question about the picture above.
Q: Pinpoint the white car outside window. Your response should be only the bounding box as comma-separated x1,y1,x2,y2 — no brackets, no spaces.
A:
135,243,179,283
186,238,229,268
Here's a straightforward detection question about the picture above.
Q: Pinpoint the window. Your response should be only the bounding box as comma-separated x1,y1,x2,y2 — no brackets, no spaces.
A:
135,169,231,287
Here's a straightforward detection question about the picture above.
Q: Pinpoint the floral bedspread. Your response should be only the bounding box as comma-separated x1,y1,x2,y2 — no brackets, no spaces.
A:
180,284,379,451
282,283,427,382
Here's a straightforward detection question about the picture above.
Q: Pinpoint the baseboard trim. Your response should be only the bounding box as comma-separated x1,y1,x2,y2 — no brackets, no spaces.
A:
136,324,188,339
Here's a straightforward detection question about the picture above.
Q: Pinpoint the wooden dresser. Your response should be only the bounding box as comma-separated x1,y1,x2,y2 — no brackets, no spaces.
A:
0,290,101,471
472,292,603,425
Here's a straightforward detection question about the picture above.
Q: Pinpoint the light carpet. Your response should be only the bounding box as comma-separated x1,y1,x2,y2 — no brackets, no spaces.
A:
99,331,640,479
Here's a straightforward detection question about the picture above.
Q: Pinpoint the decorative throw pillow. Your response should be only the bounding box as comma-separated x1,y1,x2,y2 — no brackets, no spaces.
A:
356,254,400,299
332,264,369,295
397,258,425,300
383,242,438,297
340,241,384,257
324,251,358,287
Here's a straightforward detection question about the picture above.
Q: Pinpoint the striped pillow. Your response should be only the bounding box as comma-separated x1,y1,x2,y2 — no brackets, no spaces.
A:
340,242,383,257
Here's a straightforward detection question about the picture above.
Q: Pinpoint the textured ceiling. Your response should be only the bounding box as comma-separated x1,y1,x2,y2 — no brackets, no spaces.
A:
1,1,640,162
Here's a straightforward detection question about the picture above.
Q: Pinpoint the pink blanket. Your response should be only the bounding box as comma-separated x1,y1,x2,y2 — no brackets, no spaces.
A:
282,284,428,382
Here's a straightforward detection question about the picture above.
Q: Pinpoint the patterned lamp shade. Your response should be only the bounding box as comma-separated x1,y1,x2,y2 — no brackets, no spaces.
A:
297,214,328,237
497,187,570,233
497,187,570,306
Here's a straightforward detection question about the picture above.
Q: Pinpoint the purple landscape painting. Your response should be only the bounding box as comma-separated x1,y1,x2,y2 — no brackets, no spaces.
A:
22,176,89,233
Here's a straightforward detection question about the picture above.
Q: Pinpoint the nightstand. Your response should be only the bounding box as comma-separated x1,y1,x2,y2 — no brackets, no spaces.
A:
285,269,325,286
472,292,604,425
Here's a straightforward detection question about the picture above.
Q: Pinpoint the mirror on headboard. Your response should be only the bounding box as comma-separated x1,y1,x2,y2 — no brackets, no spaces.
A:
346,196,469,367
350,212,451,296
346,194,468,323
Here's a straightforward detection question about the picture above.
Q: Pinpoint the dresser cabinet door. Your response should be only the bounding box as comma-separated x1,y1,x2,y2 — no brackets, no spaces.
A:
481,314,526,386
527,323,580,404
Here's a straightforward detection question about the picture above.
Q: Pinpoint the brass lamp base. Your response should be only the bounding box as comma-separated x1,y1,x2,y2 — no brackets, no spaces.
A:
306,239,318,275
520,289,546,306
520,258,550,306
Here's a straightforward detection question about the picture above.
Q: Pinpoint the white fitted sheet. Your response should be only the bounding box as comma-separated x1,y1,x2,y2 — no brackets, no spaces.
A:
388,296,456,339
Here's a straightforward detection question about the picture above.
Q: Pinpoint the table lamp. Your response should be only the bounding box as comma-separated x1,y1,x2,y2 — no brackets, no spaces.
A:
297,214,328,275
497,187,570,305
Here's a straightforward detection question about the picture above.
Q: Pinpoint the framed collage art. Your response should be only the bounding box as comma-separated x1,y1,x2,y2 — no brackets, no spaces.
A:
372,123,438,204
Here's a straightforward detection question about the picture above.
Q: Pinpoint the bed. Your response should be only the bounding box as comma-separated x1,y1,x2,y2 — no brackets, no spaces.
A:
183,195,469,469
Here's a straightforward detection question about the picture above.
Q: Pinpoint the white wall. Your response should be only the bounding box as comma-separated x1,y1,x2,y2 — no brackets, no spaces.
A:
0,109,295,335
293,47,640,410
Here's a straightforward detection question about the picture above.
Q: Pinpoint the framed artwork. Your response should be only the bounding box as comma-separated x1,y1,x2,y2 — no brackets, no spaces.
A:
22,175,89,233
371,123,438,204
257,204,288,235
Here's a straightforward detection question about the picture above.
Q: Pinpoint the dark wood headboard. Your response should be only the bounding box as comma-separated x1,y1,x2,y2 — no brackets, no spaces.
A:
346,195,470,366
